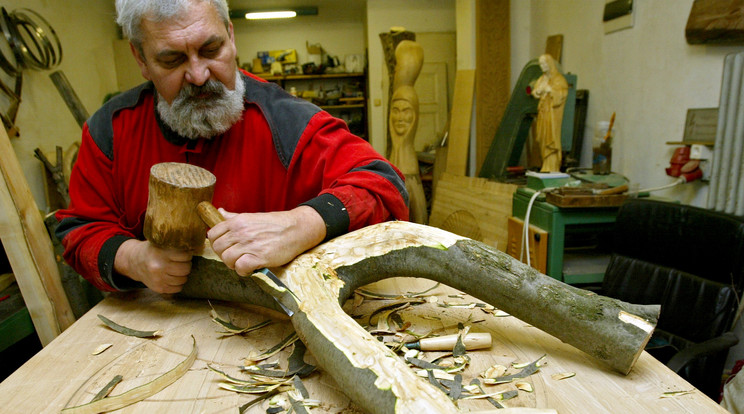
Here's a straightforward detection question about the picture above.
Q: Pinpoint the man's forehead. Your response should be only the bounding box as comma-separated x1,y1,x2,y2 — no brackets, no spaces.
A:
140,2,227,50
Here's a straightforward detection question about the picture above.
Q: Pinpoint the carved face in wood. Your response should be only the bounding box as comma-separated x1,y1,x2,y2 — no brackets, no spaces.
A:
389,86,419,139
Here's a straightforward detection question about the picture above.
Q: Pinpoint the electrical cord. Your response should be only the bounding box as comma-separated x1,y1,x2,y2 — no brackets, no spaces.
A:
519,187,555,268
628,177,686,195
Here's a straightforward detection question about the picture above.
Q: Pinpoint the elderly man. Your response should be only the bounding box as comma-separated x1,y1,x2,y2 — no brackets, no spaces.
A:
55,0,409,294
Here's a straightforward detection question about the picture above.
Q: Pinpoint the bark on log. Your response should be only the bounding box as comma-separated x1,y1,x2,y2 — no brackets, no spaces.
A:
181,221,659,413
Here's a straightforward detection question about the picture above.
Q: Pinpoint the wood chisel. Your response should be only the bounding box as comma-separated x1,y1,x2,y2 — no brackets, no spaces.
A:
196,201,295,316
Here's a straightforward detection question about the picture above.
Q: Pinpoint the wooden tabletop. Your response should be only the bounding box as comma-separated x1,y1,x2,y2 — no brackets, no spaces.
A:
0,278,728,413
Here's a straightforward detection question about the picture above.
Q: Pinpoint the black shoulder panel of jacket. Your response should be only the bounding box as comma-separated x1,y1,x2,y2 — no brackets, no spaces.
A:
86,82,154,160
241,73,321,168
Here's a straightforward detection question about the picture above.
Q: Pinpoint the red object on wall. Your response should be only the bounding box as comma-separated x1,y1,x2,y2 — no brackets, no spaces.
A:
666,146,702,182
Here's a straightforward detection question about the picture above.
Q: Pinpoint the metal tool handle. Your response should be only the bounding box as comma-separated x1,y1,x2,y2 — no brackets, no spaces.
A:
197,201,225,227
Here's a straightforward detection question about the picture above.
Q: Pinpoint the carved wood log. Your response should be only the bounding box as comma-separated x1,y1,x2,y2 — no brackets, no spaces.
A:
143,162,215,250
181,221,659,413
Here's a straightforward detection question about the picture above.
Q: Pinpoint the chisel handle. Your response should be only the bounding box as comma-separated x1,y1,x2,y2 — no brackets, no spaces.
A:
416,332,492,351
197,201,225,227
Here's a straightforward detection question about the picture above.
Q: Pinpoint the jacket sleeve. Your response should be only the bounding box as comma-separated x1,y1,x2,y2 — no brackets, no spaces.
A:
296,112,409,241
55,125,141,292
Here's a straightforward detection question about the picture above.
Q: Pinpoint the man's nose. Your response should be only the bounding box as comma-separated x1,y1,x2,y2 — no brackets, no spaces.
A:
185,57,210,85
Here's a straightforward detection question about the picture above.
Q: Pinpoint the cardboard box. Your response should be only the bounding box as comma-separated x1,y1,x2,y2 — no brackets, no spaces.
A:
269,49,297,64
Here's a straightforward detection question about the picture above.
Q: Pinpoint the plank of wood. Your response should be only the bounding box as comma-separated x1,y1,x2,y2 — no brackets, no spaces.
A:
545,34,563,63
0,127,75,345
686,0,744,44
506,216,548,273
545,191,628,208
429,172,517,250
476,0,510,173
445,70,475,176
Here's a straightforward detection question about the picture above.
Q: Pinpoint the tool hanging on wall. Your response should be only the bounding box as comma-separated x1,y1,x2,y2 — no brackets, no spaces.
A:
0,6,79,137
0,7,88,206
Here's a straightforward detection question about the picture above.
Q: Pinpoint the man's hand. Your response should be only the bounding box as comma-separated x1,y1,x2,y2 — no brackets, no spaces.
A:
114,239,193,293
207,205,326,276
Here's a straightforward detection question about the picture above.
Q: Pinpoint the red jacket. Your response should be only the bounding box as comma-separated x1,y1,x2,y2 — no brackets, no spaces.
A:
56,72,408,291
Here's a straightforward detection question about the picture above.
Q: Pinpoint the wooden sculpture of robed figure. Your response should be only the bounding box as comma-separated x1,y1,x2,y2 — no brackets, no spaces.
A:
531,54,568,172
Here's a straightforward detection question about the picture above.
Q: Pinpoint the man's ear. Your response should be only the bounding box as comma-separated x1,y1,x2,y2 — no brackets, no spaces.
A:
130,42,151,81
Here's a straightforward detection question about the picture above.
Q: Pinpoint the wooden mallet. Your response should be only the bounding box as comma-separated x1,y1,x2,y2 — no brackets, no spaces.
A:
143,162,217,250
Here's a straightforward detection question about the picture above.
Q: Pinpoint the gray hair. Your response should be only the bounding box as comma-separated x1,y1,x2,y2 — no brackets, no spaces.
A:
116,0,229,50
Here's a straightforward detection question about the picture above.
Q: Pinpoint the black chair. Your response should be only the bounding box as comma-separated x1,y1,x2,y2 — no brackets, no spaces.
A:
600,198,744,401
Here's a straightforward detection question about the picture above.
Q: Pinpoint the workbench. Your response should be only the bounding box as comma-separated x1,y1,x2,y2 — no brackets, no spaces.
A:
0,278,726,413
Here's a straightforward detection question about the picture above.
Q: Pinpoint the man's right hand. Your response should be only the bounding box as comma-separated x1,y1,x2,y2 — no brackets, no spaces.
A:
114,239,192,293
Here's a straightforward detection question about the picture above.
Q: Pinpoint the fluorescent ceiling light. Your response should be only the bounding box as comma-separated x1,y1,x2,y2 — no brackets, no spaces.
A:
245,10,297,20
229,7,318,20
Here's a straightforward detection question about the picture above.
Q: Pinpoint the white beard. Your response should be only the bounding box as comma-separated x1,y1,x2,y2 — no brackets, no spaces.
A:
156,70,245,139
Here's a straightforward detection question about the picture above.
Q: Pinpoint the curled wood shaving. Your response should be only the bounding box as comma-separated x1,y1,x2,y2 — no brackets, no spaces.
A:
355,282,441,299
469,378,504,409
238,389,281,413
244,331,299,363
484,355,547,385
90,375,122,402
62,336,197,414
660,389,694,398
220,382,286,394
209,308,272,336
97,314,161,338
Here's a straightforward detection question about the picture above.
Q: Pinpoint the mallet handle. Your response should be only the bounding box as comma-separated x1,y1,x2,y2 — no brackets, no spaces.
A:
197,201,225,227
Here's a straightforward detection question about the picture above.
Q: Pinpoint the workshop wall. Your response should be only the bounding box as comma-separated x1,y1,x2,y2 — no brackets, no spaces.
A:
5,1,119,213
231,5,366,72
513,0,741,207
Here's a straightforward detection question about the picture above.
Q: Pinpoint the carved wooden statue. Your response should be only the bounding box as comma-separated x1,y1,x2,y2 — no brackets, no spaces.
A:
531,54,568,172
388,40,427,224
380,28,416,157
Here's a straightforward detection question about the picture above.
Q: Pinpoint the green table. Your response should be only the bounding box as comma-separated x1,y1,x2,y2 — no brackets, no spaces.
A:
512,187,620,284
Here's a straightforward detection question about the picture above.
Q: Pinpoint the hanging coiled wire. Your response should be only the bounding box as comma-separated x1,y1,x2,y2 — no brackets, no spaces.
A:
0,7,63,135
0,7,62,73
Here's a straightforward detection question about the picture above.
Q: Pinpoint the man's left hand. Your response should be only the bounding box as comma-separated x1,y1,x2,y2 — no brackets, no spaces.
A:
206,206,326,276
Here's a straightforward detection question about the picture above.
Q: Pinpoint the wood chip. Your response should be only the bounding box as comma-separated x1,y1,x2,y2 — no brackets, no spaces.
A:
551,372,576,381
91,343,112,355
482,364,507,379
516,381,534,392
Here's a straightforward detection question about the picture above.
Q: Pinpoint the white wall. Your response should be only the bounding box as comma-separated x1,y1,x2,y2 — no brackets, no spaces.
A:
5,1,119,212
515,0,742,206
366,0,456,155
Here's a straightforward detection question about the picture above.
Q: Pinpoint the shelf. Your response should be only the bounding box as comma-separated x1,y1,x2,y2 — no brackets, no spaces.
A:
260,71,369,141
321,104,365,110
258,72,365,81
